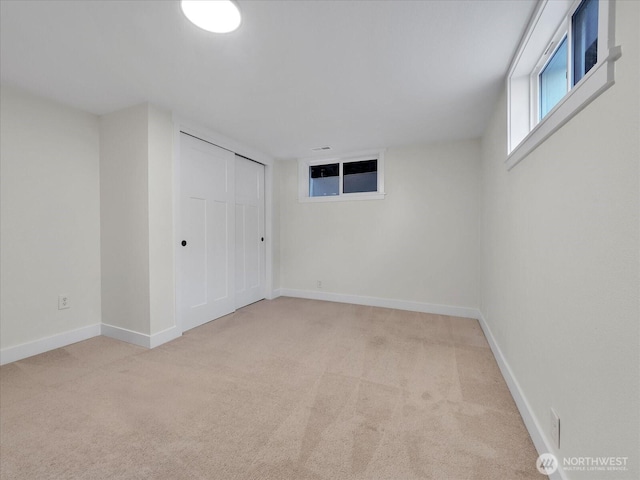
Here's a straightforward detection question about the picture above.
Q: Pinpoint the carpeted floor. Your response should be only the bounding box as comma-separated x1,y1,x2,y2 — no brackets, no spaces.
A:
0,297,543,479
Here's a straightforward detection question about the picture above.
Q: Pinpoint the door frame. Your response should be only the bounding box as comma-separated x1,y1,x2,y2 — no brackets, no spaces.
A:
172,117,276,334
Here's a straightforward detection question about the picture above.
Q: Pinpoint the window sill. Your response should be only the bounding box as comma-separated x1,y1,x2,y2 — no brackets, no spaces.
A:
299,192,386,203
506,45,622,171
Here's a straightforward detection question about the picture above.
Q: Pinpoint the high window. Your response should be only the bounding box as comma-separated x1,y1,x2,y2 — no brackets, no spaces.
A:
299,150,385,202
539,36,568,119
506,0,620,170
572,0,599,85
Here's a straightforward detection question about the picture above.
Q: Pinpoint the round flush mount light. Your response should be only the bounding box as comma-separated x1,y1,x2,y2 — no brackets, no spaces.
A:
181,0,241,34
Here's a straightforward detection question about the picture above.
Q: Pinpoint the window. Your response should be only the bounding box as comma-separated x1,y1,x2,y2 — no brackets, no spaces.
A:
308,160,378,197
309,163,339,197
507,0,621,170
299,150,385,202
535,0,599,120
539,36,568,119
572,0,599,85
343,159,378,194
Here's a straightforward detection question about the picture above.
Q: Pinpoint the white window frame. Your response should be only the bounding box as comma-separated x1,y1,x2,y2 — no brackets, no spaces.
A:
298,149,386,203
506,0,621,170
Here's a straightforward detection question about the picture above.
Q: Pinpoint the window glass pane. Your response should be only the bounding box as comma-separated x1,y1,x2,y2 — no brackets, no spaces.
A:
309,163,339,197
572,0,598,85
343,159,377,194
539,36,568,119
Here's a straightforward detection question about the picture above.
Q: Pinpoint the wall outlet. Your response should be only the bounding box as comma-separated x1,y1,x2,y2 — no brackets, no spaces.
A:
550,408,560,449
316,280,322,289
58,295,70,310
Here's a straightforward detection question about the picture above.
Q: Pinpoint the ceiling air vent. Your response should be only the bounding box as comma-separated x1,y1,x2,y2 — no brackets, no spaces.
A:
311,146,332,152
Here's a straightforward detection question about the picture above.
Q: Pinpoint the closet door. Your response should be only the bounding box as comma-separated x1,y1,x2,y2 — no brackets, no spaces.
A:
178,133,235,331
234,156,265,309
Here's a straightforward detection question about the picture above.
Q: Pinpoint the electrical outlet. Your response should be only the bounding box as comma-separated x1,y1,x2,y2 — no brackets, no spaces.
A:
58,295,70,310
317,280,322,289
550,408,560,449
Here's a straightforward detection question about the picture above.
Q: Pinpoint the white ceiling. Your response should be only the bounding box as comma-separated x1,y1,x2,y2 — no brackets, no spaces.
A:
0,0,535,159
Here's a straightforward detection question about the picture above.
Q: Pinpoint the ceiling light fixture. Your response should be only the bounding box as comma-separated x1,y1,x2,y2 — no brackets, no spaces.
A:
181,0,241,34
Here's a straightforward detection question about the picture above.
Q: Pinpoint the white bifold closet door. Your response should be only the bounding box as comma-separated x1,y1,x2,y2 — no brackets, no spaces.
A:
178,133,265,332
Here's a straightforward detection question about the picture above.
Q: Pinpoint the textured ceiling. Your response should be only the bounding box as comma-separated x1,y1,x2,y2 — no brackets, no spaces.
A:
0,0,536,159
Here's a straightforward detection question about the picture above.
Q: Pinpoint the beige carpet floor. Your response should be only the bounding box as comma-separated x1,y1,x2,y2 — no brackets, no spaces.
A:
1,297,543,479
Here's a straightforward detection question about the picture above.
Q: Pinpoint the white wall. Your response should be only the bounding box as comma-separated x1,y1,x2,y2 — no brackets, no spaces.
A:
0,85,101,351
100,104,151,335
100,104,176,339
0,90,176,360
279,140,480,311
148,105,175,335
479,1,639,477
271,160,283,291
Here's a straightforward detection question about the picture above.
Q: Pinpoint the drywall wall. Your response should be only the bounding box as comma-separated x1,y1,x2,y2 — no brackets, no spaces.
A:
479,1,639,478
279,140,480,311
0,85,101,350
100,104,176,339
271,160,283,291
147,105,175,335
100,104,151,335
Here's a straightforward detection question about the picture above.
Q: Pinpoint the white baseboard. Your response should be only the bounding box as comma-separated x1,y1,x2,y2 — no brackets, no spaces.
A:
477,311,567,480
100,323,150,348
0,322,183,366
279,288,480,319
268,288,282,300
149,325,182,348
0,323,101,366
101,323,182,349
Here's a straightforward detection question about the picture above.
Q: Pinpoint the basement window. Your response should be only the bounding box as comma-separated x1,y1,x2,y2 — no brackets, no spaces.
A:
309,163,339,197
343,159,378,194
299,150,385,202
506,0,621,170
